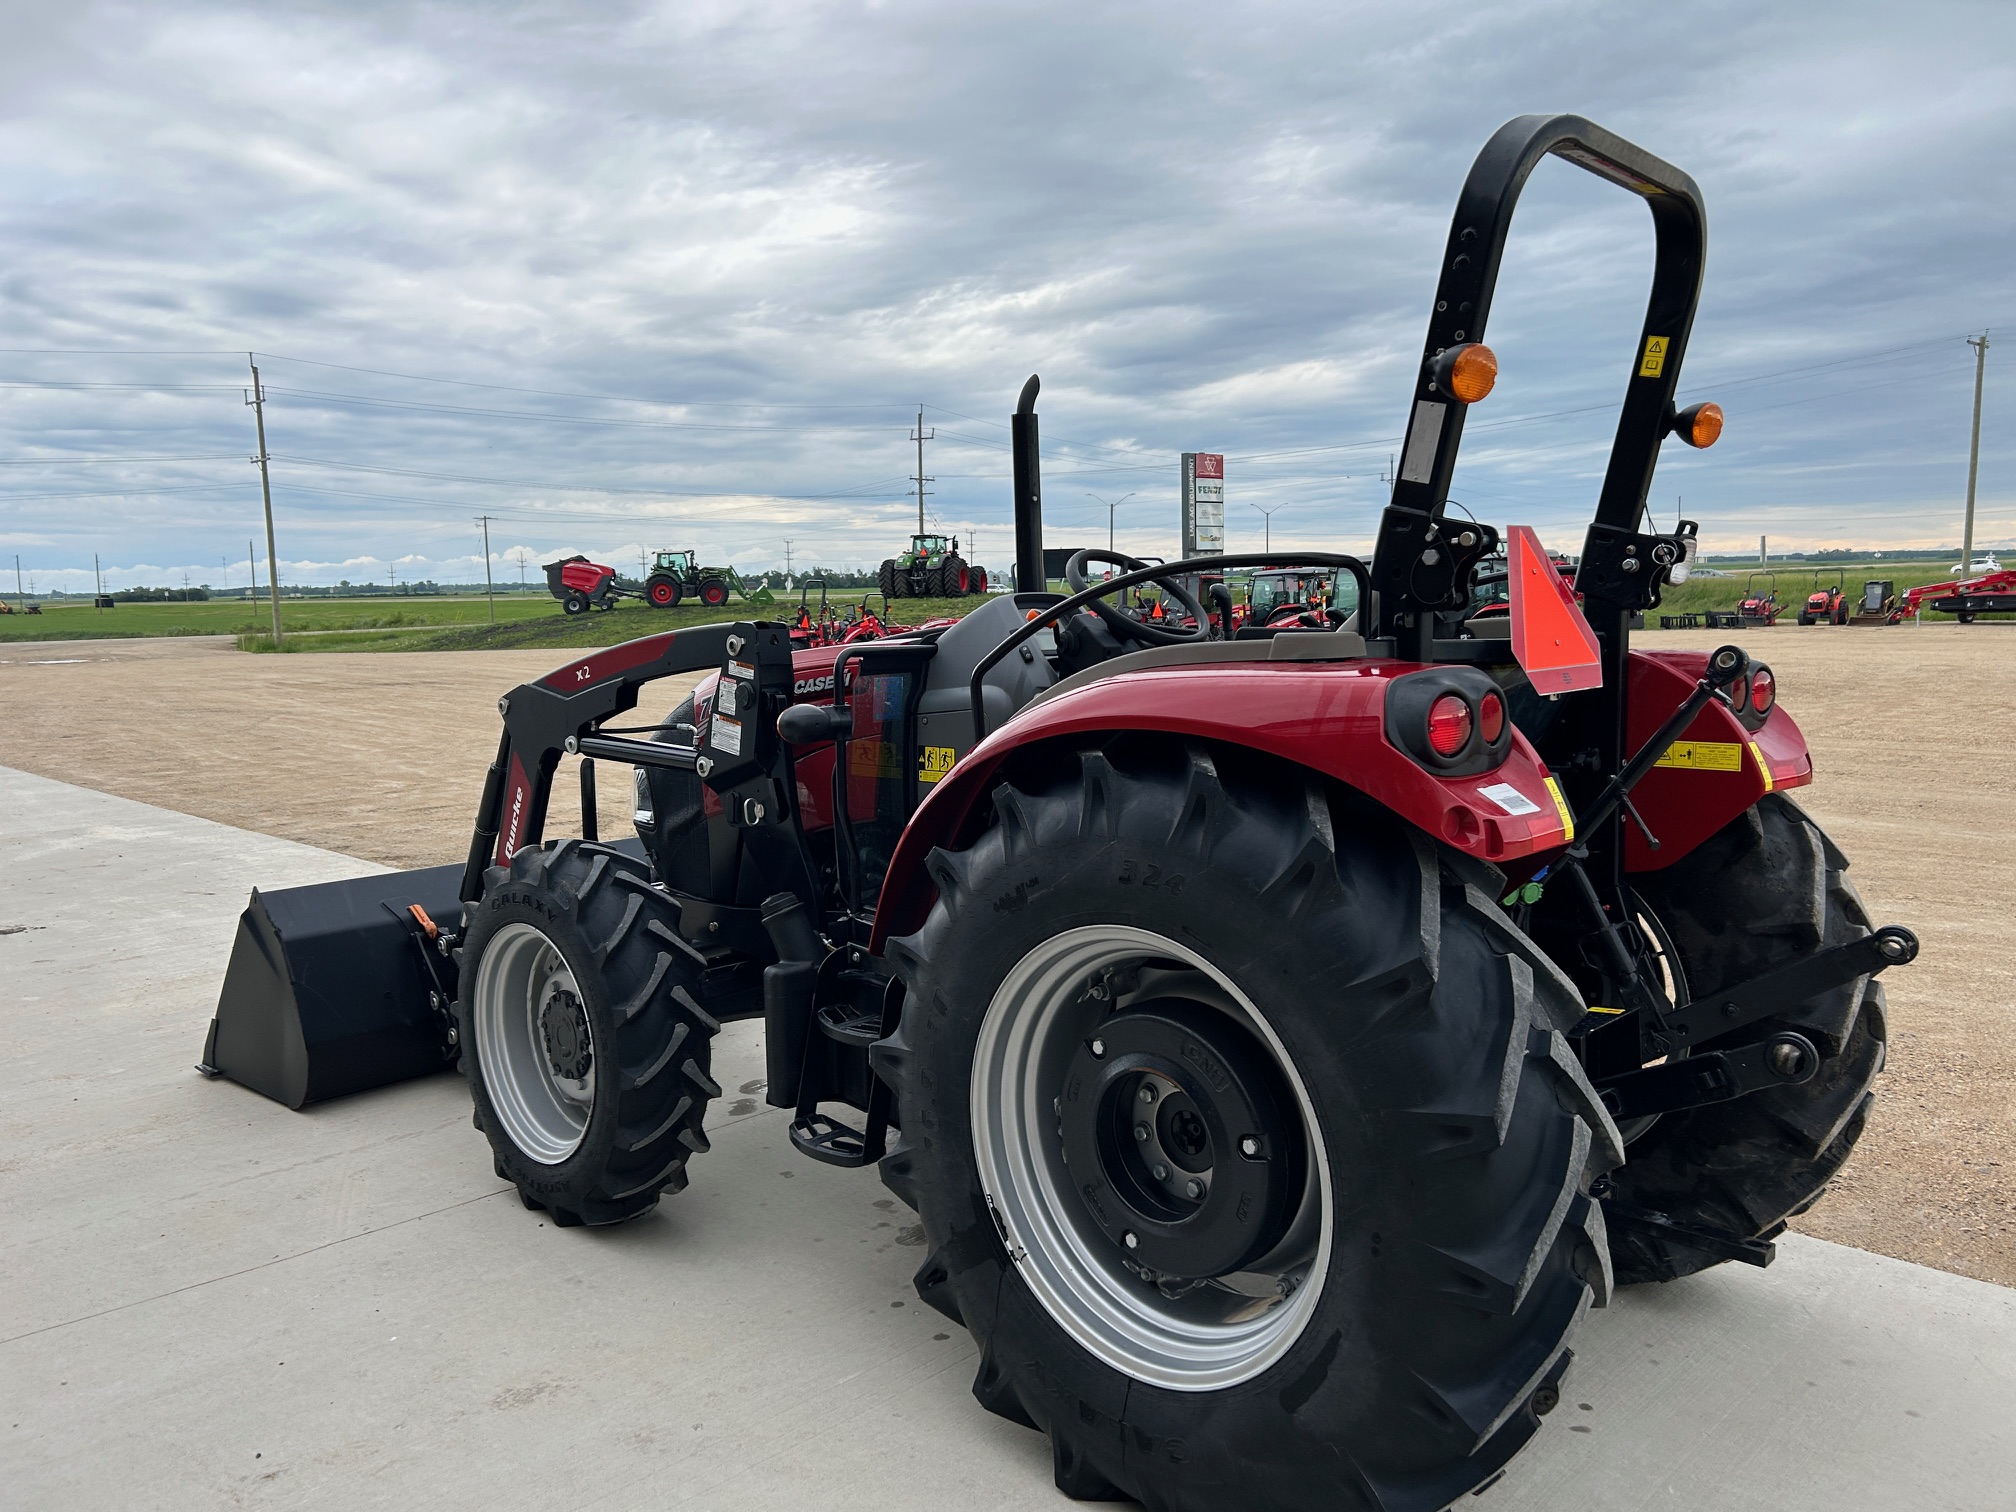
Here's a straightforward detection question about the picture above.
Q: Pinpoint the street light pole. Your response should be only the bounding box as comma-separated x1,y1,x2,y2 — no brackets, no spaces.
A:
1961,334,1990,574
1086,492,1136,553
1249,502,1282,553
246,356,283,647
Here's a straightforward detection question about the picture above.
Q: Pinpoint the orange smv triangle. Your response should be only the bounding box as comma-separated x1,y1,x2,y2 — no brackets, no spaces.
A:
1507,525,1603,694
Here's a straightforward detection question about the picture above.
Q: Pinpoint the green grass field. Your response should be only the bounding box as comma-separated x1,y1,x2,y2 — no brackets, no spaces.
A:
0,593,555,642
1645,562,1985,623
234,592,991,653
4,558,1990,654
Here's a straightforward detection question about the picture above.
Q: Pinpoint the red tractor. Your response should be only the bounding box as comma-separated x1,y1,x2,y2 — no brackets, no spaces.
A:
1798,569,1850,625
206,118,1914,1510
1732,570,1781,626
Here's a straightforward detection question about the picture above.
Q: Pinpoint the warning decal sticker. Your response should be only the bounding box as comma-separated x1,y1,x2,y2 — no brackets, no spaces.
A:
1542,776,1576,841
1639,335,1670,378
709,715,743,756
1654,740,1743,772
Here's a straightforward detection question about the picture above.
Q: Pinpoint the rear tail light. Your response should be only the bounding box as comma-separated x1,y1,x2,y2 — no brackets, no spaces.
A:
1728,674,1750,715
1748,664,1775,715
1477,691,1506,744
1426,694,1472,756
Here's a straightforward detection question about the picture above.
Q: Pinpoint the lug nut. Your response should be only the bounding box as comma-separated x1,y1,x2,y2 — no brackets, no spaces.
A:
1240,1136,1261,1157
1123,1231,1138,1250
1139,1085,1157,1104
1090,1038,1106,1059
1152,1164,1169,1181
1135,1123,1151,1142
1185,1179,1203,1199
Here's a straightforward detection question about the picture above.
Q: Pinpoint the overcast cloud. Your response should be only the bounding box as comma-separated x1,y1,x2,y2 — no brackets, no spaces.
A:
3,0,2014,591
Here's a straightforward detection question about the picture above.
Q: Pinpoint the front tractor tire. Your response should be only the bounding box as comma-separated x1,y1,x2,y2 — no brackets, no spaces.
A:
1609,795,1887,1283
879,560,901,599
699,577,730,608
872,744,1619,1511
455,840,721,1226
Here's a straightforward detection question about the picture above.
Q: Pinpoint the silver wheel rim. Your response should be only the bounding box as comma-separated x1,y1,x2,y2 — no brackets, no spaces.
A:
475,922,595,1164
970,925,1332,1391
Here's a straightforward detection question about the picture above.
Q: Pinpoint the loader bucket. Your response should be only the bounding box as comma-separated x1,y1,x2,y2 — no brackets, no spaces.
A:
199,864,465,1109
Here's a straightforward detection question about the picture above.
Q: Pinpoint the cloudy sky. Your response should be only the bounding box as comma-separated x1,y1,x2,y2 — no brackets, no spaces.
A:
4,0,2013,592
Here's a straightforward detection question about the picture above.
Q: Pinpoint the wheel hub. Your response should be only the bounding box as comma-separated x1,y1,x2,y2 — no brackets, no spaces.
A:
1059,1000,1303,1281
540,987,592,1082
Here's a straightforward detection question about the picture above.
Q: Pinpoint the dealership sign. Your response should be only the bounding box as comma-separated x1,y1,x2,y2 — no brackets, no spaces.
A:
1181,452,1224,557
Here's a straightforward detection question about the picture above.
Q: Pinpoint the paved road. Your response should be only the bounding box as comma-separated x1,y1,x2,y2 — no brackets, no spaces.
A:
3,764,2011,1510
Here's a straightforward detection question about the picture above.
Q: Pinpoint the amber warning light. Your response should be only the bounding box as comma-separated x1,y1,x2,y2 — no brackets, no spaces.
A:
1430,343,1497,404
1674,401,1722,449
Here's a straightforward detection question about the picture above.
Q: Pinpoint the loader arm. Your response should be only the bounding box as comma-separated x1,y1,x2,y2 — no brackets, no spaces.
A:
462,625,737,902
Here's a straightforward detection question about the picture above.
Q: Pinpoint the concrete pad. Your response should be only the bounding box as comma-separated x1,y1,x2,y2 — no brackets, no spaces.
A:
3,764,2011,1511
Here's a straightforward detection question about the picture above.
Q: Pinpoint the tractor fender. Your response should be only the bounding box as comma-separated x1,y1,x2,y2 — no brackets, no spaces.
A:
868,658,1571,951
1622,650,1812,872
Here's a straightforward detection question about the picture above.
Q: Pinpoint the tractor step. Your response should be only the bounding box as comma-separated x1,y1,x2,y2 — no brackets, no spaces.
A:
789,1112,882,1168
815,1001,883,1049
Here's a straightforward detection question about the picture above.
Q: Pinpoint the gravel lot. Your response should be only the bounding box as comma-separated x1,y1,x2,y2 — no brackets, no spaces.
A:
1,625,2008,1286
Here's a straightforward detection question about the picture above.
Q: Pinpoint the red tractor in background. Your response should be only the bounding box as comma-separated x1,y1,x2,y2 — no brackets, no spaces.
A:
1798,569,1850,625
1731,571,1781,626
206,118,1915,1511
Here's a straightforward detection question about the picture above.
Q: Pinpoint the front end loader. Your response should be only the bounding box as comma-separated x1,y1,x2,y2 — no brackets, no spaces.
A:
203,116,1915,1511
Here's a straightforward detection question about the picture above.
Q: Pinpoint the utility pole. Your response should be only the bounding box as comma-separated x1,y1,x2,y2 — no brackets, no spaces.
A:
1962,334,1990,573
1250,502,1282,553
95,553,103,607
910,409,934,535
15,554,24,612
477,515,497,624
248,539,258,602
246,357,283,646
1087,492,1136,553
784,539,794,576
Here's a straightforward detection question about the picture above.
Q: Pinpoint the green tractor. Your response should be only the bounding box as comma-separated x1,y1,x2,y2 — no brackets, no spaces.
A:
878,533,986,598
643,549,747,610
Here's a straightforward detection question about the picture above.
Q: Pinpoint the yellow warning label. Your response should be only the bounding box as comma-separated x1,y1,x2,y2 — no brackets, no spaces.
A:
1542,775,1575,842
1655,740,1744,772
920,745,957,784
1751,741,1775,793
1639,335,1670,377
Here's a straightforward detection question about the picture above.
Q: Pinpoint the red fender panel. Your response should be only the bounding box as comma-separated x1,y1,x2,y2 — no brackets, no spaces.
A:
868,659,1571,951
1623,650,1811,872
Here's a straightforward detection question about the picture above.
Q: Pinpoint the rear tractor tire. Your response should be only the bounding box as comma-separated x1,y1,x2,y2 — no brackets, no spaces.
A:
1609,795,1887,1284
873,744,1620,1511
455,839,720,1226
646,574,681,609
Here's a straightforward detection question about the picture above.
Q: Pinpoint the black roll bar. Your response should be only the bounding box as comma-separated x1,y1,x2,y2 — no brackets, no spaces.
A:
1372,114,1707,641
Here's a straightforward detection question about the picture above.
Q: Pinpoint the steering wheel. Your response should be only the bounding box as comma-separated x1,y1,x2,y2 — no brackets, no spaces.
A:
1064,549,1211,646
